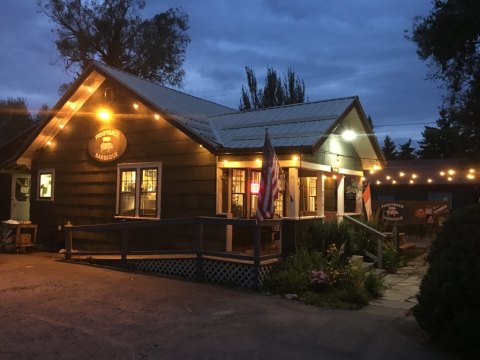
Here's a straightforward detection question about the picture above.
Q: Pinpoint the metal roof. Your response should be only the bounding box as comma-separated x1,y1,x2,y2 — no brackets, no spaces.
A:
209,97,356,149
93,63,358,150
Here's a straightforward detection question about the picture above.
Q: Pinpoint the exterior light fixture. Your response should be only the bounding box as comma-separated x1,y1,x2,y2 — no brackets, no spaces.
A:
439,171,445,176
399,172,405,177
447,176,453,182
373,165,380,171
59,123,65,129
292,155,299,161
467,174,475,180
342,129,357,141
332,174,337,179
448,169,455,175
133,102,139,110
412,174,417,179
386,175,391,180
468,168,475,174
392,180,397,184
369,170,375,174
427,178,433,183
97,108,112,121
154,114,160,120
376,180,381,185
255,158,261,165
409,180,414,184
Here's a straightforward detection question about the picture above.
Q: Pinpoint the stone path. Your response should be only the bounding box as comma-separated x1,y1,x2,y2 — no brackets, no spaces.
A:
370,254,428,311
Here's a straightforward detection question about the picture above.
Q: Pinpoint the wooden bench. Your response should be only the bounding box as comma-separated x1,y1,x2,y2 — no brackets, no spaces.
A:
398,233,416,252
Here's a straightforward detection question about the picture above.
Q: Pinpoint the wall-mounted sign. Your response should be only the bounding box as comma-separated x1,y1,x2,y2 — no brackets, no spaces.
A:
88,129,127,162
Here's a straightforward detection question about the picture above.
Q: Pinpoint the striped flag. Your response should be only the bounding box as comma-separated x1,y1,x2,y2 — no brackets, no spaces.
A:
256,130,281,223
362,182,372,221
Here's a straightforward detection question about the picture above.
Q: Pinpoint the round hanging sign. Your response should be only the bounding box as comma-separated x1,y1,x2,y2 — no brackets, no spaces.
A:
88,128,127,162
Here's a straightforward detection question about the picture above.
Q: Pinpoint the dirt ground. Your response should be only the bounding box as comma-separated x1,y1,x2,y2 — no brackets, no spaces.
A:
0,252,449,360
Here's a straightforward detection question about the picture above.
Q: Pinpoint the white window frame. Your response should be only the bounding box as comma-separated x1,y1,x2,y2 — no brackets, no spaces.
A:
37,168,55,201
115,162,162,219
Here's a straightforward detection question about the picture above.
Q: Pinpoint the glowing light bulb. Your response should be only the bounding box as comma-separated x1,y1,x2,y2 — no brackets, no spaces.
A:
427,178,433,183
412,174,417,179
133,102,139,110
399,172,405,177
154,114,160,120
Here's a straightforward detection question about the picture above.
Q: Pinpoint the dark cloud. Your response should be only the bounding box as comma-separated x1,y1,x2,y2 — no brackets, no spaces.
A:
0,0,444,143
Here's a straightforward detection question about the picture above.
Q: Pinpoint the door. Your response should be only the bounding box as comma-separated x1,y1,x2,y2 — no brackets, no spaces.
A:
10,174,30,221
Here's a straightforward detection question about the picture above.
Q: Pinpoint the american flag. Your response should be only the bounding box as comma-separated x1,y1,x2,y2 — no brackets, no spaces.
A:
256,130,281,223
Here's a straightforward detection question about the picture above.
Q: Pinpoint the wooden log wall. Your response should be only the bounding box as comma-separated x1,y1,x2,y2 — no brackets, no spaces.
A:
30,83,218,250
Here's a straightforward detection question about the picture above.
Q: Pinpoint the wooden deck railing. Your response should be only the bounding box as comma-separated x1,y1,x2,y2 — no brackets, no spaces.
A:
64,216,282,289
343,215,390,269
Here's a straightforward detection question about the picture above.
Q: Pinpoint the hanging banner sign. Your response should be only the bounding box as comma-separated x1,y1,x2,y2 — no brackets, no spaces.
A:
88,129,127,162
380,202,405,223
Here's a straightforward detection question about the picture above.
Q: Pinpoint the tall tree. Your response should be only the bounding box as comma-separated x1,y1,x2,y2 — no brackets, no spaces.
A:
409,0,480,156
239,66,305,110
397,138,416,160
39,0,190,87
416,114,461,158
381,135,397,160
0,98,34,144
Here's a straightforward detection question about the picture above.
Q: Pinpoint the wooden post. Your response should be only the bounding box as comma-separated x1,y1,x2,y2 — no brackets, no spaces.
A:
392,225,399,260
377,236,383,269
253,225,261,290
196,222,204,282
121,229,128,268
64,222,73,260
225,213,232,252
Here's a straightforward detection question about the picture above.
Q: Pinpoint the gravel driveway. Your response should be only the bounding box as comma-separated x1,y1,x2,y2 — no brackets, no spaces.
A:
0,252,449,360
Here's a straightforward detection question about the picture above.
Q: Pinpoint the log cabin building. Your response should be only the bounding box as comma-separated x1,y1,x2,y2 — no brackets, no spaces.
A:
0,62,385,252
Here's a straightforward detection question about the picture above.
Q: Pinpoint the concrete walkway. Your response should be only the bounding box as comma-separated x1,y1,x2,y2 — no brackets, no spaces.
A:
370,253,428,312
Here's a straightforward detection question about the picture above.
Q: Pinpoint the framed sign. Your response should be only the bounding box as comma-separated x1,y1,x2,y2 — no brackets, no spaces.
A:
88,129,127,162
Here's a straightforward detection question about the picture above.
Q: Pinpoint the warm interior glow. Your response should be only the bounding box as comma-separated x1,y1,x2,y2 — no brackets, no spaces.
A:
292,155,299,161
341,129,357,141
223,160,228,165
97,108,112,121
255,158,261,165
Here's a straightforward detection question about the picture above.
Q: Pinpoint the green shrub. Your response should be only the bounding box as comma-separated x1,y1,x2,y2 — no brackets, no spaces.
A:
264,244,385,309
413,204,480,359
364,271,385,299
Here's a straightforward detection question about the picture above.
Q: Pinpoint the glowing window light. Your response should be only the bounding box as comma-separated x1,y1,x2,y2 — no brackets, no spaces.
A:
251,182,260,194
448,169,455,175
399,172,405,177
97,108,112,121
341,129,357,141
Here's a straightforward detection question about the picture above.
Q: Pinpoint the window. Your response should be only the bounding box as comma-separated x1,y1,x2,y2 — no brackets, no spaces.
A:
37,169,55,201
117,163,161,218
300,177,317,214
232,169,246,218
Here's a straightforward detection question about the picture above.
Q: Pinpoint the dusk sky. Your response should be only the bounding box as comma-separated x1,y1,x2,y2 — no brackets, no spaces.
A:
0,0,444,146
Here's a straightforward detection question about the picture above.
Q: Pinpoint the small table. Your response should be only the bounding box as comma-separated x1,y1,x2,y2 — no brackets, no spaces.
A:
1,223,37,252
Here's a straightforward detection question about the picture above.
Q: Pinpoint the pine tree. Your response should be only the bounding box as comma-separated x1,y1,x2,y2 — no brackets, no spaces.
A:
382,135,397,160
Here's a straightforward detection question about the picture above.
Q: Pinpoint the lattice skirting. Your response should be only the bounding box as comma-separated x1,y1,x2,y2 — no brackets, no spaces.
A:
123,257,277,289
